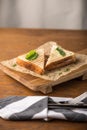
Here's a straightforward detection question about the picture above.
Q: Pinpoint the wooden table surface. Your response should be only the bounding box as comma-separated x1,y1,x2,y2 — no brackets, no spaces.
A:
0,28,87,130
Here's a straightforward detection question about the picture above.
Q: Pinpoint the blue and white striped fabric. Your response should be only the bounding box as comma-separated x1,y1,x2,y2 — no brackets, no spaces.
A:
0,93,87,122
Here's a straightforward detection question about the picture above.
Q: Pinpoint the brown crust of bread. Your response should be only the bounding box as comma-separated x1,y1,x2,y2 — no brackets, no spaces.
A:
46,54,75,67
45,55,76,71
16,58,44,75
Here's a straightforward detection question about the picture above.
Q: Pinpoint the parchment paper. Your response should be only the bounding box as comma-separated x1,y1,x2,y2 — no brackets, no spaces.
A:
1,54,87,81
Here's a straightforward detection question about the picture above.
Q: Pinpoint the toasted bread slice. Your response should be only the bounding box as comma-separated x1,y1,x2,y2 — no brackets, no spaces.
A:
39,41,58,65
45,45,76,70
38,41,57,56
16,48,45,74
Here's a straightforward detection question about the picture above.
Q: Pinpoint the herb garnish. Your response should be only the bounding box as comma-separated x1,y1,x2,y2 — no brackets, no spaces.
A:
56,47,66,56
25,50,38,60
12,64,17,67
64,68,70,72
59,72,62,75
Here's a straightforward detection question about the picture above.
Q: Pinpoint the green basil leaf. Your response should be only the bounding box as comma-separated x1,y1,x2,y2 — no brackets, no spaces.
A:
56,47,66,56
25,50,38,60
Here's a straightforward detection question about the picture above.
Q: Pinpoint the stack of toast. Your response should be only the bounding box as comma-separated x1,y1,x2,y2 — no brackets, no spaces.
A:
16,41,76,75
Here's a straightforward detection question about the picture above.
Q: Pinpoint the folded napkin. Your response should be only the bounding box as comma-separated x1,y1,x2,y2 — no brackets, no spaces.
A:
0,92,87,122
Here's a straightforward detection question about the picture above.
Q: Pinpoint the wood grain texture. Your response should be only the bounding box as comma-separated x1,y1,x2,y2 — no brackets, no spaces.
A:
0,28,87,130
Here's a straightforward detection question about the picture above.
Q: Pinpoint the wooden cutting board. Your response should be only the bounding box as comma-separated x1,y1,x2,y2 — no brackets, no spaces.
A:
0,49,87,94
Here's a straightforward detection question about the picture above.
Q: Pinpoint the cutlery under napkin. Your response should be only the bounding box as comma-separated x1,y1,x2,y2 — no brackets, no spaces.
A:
0,92,87,122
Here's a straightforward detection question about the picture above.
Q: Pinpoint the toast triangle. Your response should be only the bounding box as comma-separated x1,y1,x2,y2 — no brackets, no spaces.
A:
16,48,45,74
45,45,76,70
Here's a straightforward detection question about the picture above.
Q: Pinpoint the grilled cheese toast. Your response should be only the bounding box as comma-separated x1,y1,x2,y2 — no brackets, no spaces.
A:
16,48,45,74
45,45,76,70
16,42,76,74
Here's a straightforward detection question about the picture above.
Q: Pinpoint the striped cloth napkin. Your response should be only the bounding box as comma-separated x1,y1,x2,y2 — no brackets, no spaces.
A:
0,92,87,122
